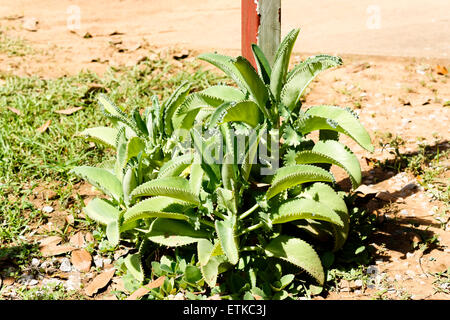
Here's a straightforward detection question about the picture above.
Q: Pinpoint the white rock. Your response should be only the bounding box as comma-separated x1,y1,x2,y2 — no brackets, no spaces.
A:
94,256,103,268
28,279,39,286
59,258,72,272
42,206,54,213
103,258,112,265
354,279,363,288
31,258,41,268
406,252,415,258
65,273,81,290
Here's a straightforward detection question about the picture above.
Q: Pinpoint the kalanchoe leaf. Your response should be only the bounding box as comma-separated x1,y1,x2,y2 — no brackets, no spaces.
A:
264,235,325,285
146,218,210,247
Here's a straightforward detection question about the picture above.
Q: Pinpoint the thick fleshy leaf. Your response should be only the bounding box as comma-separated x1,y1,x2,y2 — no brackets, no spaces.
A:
130,177,199,204
273,198,344,227
281,55,343,111
241,123,267,181
163,81,191,135
270,28,300,100
301,183,349,251
106,220,120,246
215,217,239,265
173,92,224,131
197,53,247,90
209,100,262,128
200,85,246,102
78,127,118,149
98,93,125,118
200,255,227,288
299,105,374,152
124,253,144,282
71,166,123,202
123,196,189,224
231,56,270,118
158,153,193,178
251,44,271,84
265,235,325,285
146,218,210,247
295,140,362,188
266,164,334,200
83,198,120,225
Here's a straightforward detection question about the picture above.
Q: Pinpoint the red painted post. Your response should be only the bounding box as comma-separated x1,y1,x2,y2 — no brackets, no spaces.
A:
241,0,260,68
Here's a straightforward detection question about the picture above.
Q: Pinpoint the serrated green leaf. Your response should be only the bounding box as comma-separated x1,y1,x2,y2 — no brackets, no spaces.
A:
83,198,120,225
251,44,271,84
215,217,239,265
200,85,246,102
78,127,118,149
124,253,144,282
270,28,300,100
163,81,191,135
98,93,125,117
231,56,270,119
158,153,193,178
146,218,210,247
266,164,334,199
71,166,123,202
209,100,262,128
281,55,343,111
301,183,349,251
200,255,227,288
299,105,373,152
295,140,361,188
273,198,344,227
265,235,325,285
123,196,190,224
106,220,120,246
130,177,199,204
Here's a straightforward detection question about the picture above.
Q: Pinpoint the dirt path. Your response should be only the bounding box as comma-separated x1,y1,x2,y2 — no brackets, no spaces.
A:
1,0,450,77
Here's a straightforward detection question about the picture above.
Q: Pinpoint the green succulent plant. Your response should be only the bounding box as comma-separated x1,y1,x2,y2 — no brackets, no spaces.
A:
70,28,374,298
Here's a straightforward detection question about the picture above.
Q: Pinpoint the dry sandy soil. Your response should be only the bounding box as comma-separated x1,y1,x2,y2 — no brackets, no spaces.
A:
0,0,449,300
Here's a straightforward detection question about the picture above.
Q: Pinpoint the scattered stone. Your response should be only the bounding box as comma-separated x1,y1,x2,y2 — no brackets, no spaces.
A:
31,258,41,268
406,252,415,258
42,206,54,213
353,279,363,289
22,17,38,31
65,272,82,290
93,256,103,268
59,258,72,272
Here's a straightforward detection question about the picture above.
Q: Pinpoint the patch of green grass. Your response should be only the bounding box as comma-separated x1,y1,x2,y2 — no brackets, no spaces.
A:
0,31,34,57
0,57,226,244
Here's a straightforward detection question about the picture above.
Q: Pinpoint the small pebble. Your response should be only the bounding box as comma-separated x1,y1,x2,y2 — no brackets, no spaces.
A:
31,258,40,268
42,206,54,213
354,279,363,288
59,258,72,272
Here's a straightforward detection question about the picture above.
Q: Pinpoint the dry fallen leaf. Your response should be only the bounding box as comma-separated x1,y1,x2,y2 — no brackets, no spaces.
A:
7,107,21,115
84,268,116,296
54,106,83,115
126,276,166,300
69,231,85,248
71,249,92,272
38,235,62,247
37,119,51,133
435,65,448,75
2,277,15,287
65,214,75,225
40,244,76,257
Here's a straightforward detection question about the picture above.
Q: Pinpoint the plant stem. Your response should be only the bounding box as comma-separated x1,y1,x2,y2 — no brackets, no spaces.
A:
199,219,215,228
238,221,264,236
239,203,260,220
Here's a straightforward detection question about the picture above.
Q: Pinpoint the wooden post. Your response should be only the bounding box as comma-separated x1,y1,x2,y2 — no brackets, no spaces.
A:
241,0,259,68
241,0,281,68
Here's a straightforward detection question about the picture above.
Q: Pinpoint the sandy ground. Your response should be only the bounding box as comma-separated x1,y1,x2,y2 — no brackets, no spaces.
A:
0,0,449,300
